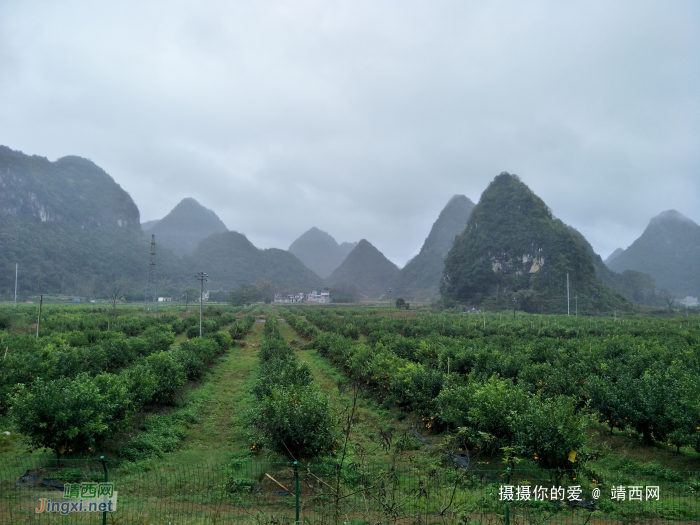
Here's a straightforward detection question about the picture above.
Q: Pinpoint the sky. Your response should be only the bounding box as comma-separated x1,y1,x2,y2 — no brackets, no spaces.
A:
1,1,698,267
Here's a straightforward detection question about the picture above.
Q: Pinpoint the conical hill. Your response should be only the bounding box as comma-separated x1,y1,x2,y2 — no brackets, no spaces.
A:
149,198,228,256
441,172,630,314
288,227,354,278
391,194,474,302
328,239,399,299
607,210,700,297
182,231,323,291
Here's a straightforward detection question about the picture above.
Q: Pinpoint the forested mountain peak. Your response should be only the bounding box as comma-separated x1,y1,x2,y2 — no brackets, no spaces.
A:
148,197,228,256
421,195,476,253
441,172,629,314
390,194,475,302
0,145,151,296
182,231,323,292
288,227,355,278
328,239,399,299
608,210,700,297
0,145,140,229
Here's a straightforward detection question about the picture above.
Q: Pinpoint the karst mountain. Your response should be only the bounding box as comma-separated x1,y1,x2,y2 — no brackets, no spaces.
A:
288,227,357,278
146,198,228,257
0,146,174,297
181,231,323,292
607,210,700,297
391,194,475,302
441,172,630,314
328,239,399,299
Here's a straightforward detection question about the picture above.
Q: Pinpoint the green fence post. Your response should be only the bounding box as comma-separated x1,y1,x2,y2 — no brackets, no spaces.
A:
505,467,511,525
294,461,300,524
100,456,108,525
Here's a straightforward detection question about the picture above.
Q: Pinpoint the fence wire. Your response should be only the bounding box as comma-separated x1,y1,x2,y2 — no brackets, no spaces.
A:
0,457,697,524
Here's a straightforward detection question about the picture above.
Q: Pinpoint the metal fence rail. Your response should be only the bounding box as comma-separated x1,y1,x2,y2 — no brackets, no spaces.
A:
0,457,697,524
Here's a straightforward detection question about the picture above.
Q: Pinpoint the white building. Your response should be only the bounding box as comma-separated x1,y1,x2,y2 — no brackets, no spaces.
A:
678,296,699,307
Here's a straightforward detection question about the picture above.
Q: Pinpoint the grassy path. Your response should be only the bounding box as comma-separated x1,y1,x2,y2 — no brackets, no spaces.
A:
146,319,265,465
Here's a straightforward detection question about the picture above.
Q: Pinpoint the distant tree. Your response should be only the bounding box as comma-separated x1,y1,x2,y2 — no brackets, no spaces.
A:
329,283,358,303
229,284,259,306
106,278,128,321
660,289,675,312
395,298,406,309
182,287,199,310
255,280,275,304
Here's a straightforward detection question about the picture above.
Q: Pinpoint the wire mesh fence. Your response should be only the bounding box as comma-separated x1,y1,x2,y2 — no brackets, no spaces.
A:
0,457,698,524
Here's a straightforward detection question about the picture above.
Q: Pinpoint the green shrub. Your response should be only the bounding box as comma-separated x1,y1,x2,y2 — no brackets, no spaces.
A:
145,352,186,403
250,383,336,459
9,373,117,457
206,330,233,350
252,356,312,400
224,477,256,494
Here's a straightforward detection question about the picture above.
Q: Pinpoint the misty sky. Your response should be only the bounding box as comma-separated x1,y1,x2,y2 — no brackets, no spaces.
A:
1,1,698,267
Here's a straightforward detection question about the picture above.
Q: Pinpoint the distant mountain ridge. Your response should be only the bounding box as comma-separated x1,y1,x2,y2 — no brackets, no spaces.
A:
288,227,357,278
328,239,399,299
182,231,323,292
2,146,695,307
148,198,228,256
607,210,700,297
391,194,475,302
568,227,658,306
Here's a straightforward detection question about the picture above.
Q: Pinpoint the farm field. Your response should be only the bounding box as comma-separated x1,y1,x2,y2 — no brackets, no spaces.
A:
0,303,698,523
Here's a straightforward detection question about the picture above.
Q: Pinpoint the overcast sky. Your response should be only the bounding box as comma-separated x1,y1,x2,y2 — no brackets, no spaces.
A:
1,1,698,266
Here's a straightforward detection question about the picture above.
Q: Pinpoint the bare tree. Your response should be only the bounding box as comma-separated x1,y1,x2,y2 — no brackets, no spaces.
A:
107,279,128,324
660,289,675,313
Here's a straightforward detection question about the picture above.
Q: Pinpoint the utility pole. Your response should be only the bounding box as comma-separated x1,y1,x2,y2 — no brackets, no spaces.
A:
144,235,157,312
567,272,570,316
575,295,578,317
36,294,43,341
196,272,208,337
512,296,517,319
14,264,18,307
185,291,189,312
388,288,393,308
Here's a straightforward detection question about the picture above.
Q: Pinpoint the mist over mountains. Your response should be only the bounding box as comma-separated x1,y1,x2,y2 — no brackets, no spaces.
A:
327,239,399,299
144,198,228,256
0,146,152,297
607,210,700,298
1,145,697,308
288,227,358,279
390,195,475,302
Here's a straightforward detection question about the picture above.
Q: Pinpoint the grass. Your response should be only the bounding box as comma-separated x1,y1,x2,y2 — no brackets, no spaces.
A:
126,319,265,468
